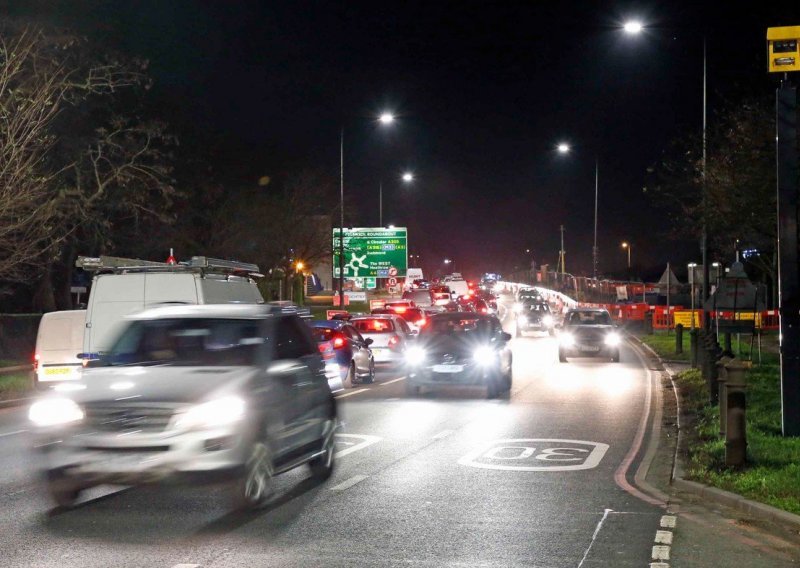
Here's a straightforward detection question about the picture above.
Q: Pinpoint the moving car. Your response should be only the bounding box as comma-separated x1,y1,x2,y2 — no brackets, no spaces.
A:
558,308,621,362
515,301,555,337
401,289,434,308
33,310,86,388
431,286,458,311
405,312,512,398
350,314,413,366
372,306,429,332
29,304,337,511
310,320,375,389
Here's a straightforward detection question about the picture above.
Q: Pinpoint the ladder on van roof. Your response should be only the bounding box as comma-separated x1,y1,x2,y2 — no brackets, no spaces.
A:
76,255,262,277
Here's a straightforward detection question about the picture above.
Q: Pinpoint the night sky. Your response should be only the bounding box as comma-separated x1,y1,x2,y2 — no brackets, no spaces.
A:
9,1,800,279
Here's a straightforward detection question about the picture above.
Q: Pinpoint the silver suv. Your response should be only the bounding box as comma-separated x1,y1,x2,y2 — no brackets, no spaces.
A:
29,304,337,511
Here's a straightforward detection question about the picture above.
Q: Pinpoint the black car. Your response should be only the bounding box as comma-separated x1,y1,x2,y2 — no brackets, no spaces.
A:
405,312,512,398
515,301,555,337
558,308,621,362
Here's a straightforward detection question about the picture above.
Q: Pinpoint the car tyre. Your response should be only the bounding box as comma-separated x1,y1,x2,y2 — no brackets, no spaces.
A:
362,360,375,384
308,419,336,481
231,441,275,511
342,363,355,388
487,373,501,399
503,363,513,392
46,470,82,509
558,349,567,363
406,381,421,396
548,328,555,337
515,325,521,338
611,350,620,363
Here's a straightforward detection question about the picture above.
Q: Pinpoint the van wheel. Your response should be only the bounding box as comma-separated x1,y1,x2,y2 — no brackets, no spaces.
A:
342,363,355,388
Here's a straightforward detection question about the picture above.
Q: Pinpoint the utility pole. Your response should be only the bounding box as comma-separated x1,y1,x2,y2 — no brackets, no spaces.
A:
558,225,566,275
701,36,711,331
593,158,599,280
379,180,383,227
338,128,345,309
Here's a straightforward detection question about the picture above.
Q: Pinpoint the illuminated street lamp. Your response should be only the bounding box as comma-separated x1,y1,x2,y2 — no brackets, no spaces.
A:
402,172,414,183
380,171,415,227
557,142,571,154
622,20,644,35
443,258,455,273
295,261,305,272
621,242,631,268
378,112,396,125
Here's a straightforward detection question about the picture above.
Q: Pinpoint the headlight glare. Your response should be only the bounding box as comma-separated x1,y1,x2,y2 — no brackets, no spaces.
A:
542,315,554,327
29,398,84,427
405,346,427,365
176,396,245,429
604,332,621,347
473,346,496,365
559,332,575,347
513,303,523,313
517,315,528,324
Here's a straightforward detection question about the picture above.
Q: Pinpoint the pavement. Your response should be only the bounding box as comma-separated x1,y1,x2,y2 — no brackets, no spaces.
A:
0,295,796,567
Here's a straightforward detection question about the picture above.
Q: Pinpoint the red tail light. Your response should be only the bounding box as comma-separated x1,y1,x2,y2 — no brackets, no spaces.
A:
388,335,400,349
392,306,407,314
333,335,346,349
415,318,427,327
317,343,334,359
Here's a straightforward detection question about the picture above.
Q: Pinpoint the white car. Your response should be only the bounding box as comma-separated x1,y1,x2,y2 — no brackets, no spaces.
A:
350,314,414,366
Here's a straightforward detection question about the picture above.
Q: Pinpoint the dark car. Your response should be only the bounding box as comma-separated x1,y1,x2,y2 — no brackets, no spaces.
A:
405,312,512,398
28,304,337,511
516,301,555,337
558,308,621,362
311,320,375,388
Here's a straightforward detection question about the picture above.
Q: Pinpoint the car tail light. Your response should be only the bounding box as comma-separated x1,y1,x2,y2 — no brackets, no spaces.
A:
392,306,407,314
33,353,39,372
333,335,346,349
416,318,427,327
388,335,401,349
317,343,334,359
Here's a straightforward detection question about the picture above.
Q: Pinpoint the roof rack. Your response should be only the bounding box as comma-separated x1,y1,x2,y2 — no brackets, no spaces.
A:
76,255,262,278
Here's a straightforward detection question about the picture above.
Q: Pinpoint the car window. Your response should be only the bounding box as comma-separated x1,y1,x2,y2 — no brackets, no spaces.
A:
311,327,335,342
397,319,411,335
343,325,365,343
275,317,316,359
568,311,612,325
353,318,395,333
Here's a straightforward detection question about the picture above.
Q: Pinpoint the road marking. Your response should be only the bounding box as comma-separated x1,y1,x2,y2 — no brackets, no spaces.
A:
0,429,27,438
459,439,608,472
329,474,368,491
655,530,673,545
380,376,406,386
334,434,382,458
334,388,368,399
171,564,201,568
652,545,670,561
577,508,612,568
660,515,677,528
432,429,454,439
649,563,670,568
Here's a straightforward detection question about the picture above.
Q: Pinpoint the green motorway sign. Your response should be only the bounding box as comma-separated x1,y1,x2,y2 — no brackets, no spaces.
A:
333,227,408,278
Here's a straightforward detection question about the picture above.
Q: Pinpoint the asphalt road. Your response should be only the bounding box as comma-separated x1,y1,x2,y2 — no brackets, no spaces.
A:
0,297,667,567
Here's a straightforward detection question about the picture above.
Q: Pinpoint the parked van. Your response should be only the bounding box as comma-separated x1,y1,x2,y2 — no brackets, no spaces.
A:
34,310,86,386
78,256,264,358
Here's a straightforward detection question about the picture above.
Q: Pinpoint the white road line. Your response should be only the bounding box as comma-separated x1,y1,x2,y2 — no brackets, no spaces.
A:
333,434,382,458
654,530,673,545
329,474,368,491
576,508,612,568
652,545,671,561
380,376,407,386
432,429,454,439
334,388,368,399
649,563,670,568
660,515,677,528
0,429,27,438
171,564,201,568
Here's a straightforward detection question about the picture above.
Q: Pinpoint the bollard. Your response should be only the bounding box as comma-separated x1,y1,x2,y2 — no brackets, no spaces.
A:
644,311,653,335
690,329,699,368
716,356,733,436
725,361,748,467
723,332,733,356
675,324,684,355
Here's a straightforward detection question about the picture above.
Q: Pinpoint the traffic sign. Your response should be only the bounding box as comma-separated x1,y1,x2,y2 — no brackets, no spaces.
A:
387,277,397,286
333,227,408,278
388,266,398,277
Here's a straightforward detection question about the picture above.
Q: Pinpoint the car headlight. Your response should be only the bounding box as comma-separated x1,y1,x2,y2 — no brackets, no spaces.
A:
559,332,575,347
473,346,496,365
542,315,554,327
175,396,245,430
517,315,528,324
29,398,84,427
604,332,621,347
405,346,427,365
513,303,523,313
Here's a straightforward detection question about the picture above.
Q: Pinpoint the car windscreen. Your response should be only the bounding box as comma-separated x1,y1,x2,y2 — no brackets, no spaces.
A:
311,327,337,342
103,318,266,366
421,317,491,337
568,311,612,325
353,318,395,333
525,303,550,312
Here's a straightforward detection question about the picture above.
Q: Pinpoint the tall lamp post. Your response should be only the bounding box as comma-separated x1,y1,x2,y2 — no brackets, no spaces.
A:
621,241,631,268
338,112,396,307
379,171,415,227
557,142,600,280
443,258,455,274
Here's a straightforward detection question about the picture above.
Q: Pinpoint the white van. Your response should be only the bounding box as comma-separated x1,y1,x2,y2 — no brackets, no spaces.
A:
446,279,469,298
79,256,264,358
34,310,86,386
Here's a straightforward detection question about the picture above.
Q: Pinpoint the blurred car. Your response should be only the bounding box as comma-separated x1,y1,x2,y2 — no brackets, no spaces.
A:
515,301,555,337
383,299,416,311
455,296,477,312
28,304,337,511
402,289,434,308
558,308,621,363
372,306,429,332
410,279,430,289
474,298,492,314
311,320,375,388
405,312,512,398
350,314,413,366
516,287,542,303
431,286,458,311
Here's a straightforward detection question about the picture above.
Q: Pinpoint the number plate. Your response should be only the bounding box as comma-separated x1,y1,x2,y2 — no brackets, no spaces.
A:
433,364,464,373
580,345,600,352
44,367,72,375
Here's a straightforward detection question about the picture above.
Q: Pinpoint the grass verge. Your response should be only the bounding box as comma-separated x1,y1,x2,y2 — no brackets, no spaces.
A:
0,372,33,400
638,331,690,361
674,365,800,515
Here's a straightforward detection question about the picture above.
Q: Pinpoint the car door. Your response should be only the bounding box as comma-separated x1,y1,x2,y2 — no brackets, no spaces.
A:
345,325,371,375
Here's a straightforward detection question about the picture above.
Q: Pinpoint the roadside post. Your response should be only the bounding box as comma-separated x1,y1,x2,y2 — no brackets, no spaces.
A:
724,360,749,466
768,26,800,436
690,329,699,368
675,323,684,355
716,356,733,436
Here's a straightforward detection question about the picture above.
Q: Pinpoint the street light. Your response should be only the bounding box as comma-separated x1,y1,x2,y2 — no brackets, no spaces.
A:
402,171,414,183
379,171,415,227
443,258,455,273
338,111,397,307
622,20,644,35
557,142,571,154
621,242,631,268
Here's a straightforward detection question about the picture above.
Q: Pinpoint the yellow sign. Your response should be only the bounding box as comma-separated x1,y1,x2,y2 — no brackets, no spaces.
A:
768,26,800,73
673,310,701,328
734,312,762,328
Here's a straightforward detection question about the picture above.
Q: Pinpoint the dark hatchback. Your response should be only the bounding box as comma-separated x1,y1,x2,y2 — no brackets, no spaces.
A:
405,312,512,398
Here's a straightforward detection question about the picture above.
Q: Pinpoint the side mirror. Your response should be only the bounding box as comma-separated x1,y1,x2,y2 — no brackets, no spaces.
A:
364,338,374,346
501,331,512,342
410,329,419,336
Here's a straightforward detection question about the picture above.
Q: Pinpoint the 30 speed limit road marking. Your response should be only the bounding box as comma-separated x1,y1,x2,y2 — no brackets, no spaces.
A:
458,439,609,471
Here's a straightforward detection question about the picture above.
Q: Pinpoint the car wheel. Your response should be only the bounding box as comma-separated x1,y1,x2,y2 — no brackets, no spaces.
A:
503,359,513,391
486,376,500,399
308,419,336,480
362,359,375,384
558,349,567,363
515,325,521,338
342,363,355,388
406,381,421,396
548,328,555,337
231,441,275,511
611,350,620,363
46,470,82,509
